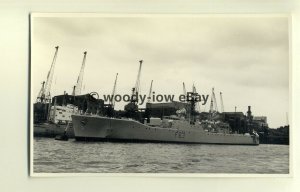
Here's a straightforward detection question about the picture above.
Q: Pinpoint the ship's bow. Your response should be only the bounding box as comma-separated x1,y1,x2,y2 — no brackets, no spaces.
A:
72,115,111,140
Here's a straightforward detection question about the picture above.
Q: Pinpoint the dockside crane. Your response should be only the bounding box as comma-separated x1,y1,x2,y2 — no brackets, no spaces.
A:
192,84,195,93
213,88,218,112
73,51,87,96
134,60,143,98
192,84,200,112
209,96,214,113
182,82,187,102
220,92,224,113
125,60,143,113
37,81,45,102
36,46,59,103
147,80,153,103
209,87,218,113
110,73,119,109
131,60,143,103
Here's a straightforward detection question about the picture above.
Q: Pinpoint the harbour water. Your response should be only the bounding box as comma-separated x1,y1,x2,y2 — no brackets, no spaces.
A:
33,137,289,174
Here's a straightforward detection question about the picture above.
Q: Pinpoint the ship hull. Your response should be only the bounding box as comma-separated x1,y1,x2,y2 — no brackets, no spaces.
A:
34,122,74,138
72,115,259,145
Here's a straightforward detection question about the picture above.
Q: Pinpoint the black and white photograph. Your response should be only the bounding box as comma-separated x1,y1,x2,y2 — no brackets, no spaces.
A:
31,14,290,175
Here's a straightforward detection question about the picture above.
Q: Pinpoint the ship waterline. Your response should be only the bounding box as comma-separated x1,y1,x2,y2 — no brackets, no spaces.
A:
72,115,259,145
34,122,74,138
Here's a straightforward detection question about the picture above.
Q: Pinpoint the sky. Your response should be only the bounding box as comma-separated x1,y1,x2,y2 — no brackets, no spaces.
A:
31,15,289,128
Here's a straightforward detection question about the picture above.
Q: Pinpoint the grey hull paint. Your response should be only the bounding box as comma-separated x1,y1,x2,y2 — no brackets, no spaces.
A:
72,115,259,145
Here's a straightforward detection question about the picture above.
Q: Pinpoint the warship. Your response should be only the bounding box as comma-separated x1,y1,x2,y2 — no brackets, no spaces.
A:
72,60,259,145
72,114,259,145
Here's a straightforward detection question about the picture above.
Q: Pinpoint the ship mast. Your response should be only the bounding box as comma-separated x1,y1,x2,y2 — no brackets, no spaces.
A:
36,46,59,103
74,51,87,96
72,85,76,96
187,91,198,124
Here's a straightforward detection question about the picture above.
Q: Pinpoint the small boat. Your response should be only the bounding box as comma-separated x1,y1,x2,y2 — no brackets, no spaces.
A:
54,122,71,141
55,132,69,141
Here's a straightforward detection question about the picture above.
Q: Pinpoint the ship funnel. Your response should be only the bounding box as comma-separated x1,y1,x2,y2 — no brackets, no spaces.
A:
248,106,252,114
247,106,252,117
